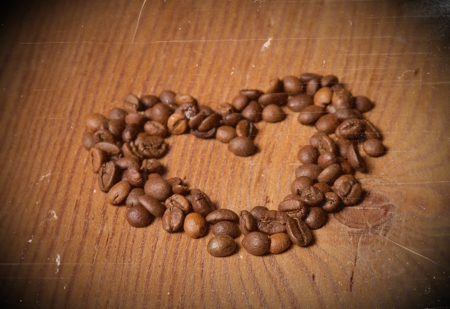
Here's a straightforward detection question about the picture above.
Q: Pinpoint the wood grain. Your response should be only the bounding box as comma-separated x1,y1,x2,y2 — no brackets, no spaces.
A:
1,0,450,308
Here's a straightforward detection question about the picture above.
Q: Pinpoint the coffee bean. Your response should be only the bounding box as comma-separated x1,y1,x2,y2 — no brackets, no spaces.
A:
135,133,168,158
362,119,382,140
354,95,374,113
317,151,338,169
304,207,327,230
144,121,168,137
251,208,288,235
313,182,332,193
108,107,128,121
297,145,319,164
126,204,153,228
165,194,191,213
294,164,323,180
123,94,142,113
216,126,237,143
148,103,172,125
191,127,216,139
93,129,115,144
231,94,249,111
269,233,291,254
167,113,188,135
313,87,333,107
228,137,256,157
187,189,214,216
317,163,342,185
184,213,208,239
125,112,147,127
159,90,178,111
334,108,362,121
298,105,325,125
166,177,189,195
334,174,363,205
124,165,145,187
363,139,385,157
198,113,222,132
108,119,126,138
206,209,239,224
300,186,324,206
162,206,184,233
107,180,131,205
222,112,245,127
115,157,140,170
337,118,364,140
82,132,96,150
241,101,262,123
126,188,145,207
212,221,241,238
287,94,313,112
309,132,338,154
300,72,321,84
98,161,120,192
315,114,340,134
305,76,321,96
239,210,257,235
242,231,270,256
175,101,199,120
320,74,339,87
263,77,283,93
86,113,108,133
346,143,366,172
240,89,263,101
141,94,161,109
141,158,164,175
133,194,164,217
322,191,341,212
262,104,286,123
95,142,121,156
337,157,355,175
144,174,172,201
335,138,354,158
278,196,309,220
258,93,289,107
207,235,237,257
282,76,303,93
290,176,315,195
286,217,313,247
122,125,140,143
331,87,354,110
216,103,235,118
174,93,196,105
235,119,258,139
90,147,107,173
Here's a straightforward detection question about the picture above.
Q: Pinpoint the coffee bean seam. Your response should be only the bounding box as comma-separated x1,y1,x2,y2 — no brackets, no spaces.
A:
82,73,386,257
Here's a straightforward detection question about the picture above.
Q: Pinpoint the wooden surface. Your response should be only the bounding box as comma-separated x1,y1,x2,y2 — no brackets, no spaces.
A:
1,0,450,308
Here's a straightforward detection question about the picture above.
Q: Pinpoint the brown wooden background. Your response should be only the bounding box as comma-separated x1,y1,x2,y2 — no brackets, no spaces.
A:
1,0,449,308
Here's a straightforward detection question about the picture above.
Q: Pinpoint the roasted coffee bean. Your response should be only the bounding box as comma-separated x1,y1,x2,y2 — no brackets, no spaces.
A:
108,119,126,138
98,161,120,192
123,94,142,112
162,206,184,233
147,103,172,124
206,209,239,224
278,196,309,220
314,87,333,107
242,231,270,256
305,76,321,96
212,221,240,238
187,189,213,216
125,112,146,128
346,143,366,172
191,127,216,139
216,126,237,143
313,182,332,193
282,75,303,93
315,114,340,134
167,113,188,135
141,94,161,109
90,147,107,173
337,118,364,140
222,112,245,127
317,151,338,169
354,95,374,113
175,101,199,120
290,176,315,195
231,94,249,111
228,137,256,157
93,129,115,144
320,74,339,87
198,113,222,132
249,205,268,217
235,119,258,139
298,105,325,125
263,77,283,93
86,113,108,132
317,164,342,185
144,174,172,201
262,104,286,123
126,188,145,207
139,194,166,217
126,204,153,228
287,94,313,112
108,107,128,121
334,108,362,121
165,194,191,213
82,132,96,150
297,145,319,164
122,142,141,161
207,235,237,257
252,208,288,235
286,217,313,247
116,157,140,170
362,119,382,140
122,125,140,143
124,165,145,187
334,174,363,205
135,133,168,158
239,210,257,235
309,132,338,154
241,100,263,122
159,90,178,111
300,72,321,84
304,207,327,230
184,213,208,239
141,158,164,175
322,191,341,212
332,87,354,110
295,164,323,180
240,89,263,101
166,177,189,195
300,186,324,206
216,103,235,118
363,139,385,157
107,180,131,205
95,142,121,156
269,233,291,254
335,138,355,158
337,157,355,175
258,93,289,107
174,93,195,105
144,121,168,137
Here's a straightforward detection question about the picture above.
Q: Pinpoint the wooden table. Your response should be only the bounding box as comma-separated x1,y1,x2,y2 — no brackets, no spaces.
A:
1,0,449,308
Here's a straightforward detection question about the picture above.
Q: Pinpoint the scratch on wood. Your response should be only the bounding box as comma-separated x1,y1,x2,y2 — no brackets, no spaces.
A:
131,0,148,45
260,37,273,51
39,210,58,226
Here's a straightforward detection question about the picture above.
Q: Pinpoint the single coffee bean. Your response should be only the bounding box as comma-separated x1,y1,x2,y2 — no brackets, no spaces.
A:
121,142,142,161
262,104,286,123
141,158,164,175
337,157,355,175
309,132,338,154
278,196,309,220
122,125,140,143
90,147,107,173
239,210,257,235
187,189,214,216
334,108,362,121
126,204,153,228
216,126,237,143
334,174,363,205
346,143,366,172
304,207,327,230
144,121,169,137
228,137,256,157
98,161,120,192
207,235,237,257
198,113,222,132
317,151,338,169
93,129,115,144
162,206,184,233
235,119,258,139
313,87,333,107
188,106,213,129
298,105,325,125
249,206,268,218
363,138,385,157
300,186,324,206
107,180,131,205
317,163,342,185
125,112,146,127
144,174,172,201
86,113,108,132
290,176,315,195
191,127,216,139
332,87,354,110
286,217,313,247
160,90,178,111
108,119,126,138
82,132,96,150
108,107,128,121
165,194,191,213
320,74,339,87
134,133,168,158
252,209,288,235
231,94,249,111
269,233,291,254
174,93,195,105
300,72,322,84
124,165,145,187
297,145,319,164
315,114,340,134
184,213,208,239
362,119,382,140
166,177,190,195
322,191,341,212
126,188,145,207
313,182,332,193
148,103,172,124
167,113,188,135
337,118,364,140
141,94,161,109
175,101,199,120
206,209,239,224
282,76,303,93
294,164,323,180
287,94,313,112
241,100,263,123
242,231,270,256
354,95,374,113
139,194,166,217
335,138,354,158
216,103,235,118
115,157,140,170
212,221,241,238
240,89,263,101
263,77,283,93
305,76,321,96
95,142,121,156
123,93,142,112
258,93,289,107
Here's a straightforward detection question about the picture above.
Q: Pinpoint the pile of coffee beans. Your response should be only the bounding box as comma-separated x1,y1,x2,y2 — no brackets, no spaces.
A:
82,73,385,257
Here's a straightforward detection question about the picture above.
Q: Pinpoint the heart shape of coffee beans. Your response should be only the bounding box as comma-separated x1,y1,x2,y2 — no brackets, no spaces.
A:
82,73,385,257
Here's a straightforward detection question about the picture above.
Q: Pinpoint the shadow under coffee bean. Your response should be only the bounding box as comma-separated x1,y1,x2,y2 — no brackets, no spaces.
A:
82,73,386,257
